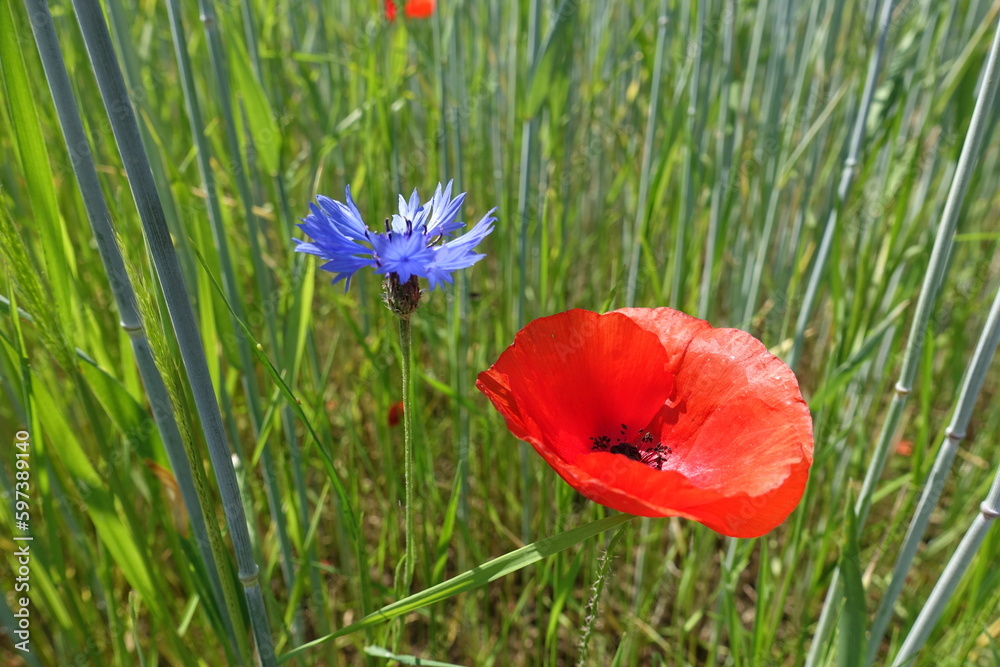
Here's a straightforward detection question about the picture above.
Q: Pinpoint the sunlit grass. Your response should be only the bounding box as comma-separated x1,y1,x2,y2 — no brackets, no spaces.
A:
2,0,1000,665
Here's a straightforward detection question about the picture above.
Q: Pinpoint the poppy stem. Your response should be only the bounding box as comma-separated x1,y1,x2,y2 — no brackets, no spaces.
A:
398,314,416,595
577,517,634,666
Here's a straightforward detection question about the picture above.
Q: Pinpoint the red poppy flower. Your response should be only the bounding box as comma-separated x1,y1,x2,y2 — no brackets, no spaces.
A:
476,308,814,538
388,400,404,428
895,439,913,457
385,0,435,21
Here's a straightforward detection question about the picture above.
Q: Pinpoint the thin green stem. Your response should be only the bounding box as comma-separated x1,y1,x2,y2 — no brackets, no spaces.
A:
890,510,996,666
576,518,633,666
194,0,300,609
870,265,1000,661
674,0,702,310
698,0,735,320
515,0,541,329
22,0,242,658
281,513,634,662
513,0,544,549
102,0,194,288
448,4,471,531
741,0,789,326
789,0,896,372
808,7,1000,664
399,315,416,593
624,0,669,308
66,0,275,661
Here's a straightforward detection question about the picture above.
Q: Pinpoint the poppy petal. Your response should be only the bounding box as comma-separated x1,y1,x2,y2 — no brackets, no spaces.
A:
619,308,813,497
477,310,675,462
388,401,404,428
404,0,435,18
571,450,812,537
477,307,814,538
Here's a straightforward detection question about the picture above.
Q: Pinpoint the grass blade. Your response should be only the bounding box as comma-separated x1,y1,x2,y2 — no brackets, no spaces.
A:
279,513,634,662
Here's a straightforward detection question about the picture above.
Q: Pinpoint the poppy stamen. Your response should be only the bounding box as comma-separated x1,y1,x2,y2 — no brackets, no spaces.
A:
610,443,643,461
589,435,612,449
591,425,671,470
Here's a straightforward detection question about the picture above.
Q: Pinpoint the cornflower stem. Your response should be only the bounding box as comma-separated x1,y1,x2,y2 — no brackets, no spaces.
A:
577,517,633,666
399,314,416,593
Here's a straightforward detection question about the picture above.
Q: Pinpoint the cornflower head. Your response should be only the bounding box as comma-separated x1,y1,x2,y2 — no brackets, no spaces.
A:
294,180,497,317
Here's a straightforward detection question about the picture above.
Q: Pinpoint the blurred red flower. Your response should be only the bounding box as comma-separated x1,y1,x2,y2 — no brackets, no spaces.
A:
386,0,435,21
388,401,404,428
476,308,814,538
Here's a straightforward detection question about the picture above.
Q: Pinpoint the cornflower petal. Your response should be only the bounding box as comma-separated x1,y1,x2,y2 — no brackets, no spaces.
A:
370,232,435,283
423,206,495,289
440,208,497,254
424,180,468,237
295,204,366,257
294,182,495,295
316,188,367,241
424,244,486,290
320,254,378,290
343,186,368,236
392,189,424,233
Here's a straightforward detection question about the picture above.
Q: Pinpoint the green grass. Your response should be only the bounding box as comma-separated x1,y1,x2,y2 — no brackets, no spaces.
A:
2,0,1000,665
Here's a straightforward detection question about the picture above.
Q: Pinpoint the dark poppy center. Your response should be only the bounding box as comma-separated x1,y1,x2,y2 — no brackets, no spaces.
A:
590,423,671,470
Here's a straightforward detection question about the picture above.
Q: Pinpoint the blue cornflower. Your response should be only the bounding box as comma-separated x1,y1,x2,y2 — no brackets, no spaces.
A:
293,181,496,293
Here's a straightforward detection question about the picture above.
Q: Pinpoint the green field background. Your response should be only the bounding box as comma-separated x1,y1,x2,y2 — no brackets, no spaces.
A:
1,0,1000,664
